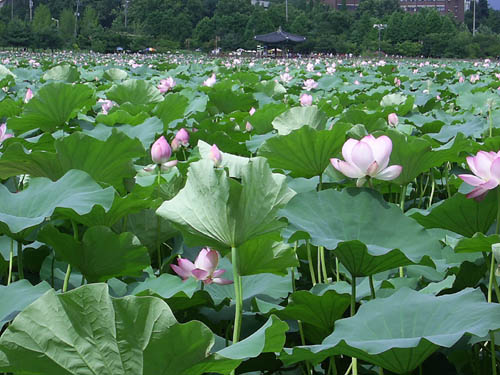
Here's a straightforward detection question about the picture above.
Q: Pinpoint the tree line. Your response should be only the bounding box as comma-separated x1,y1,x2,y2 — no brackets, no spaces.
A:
0,0,499,58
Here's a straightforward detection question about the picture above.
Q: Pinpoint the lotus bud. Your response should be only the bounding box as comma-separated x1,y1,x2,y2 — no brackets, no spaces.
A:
210,144,222,167
24,88,33,103
388,113,398,127
151,136,172,164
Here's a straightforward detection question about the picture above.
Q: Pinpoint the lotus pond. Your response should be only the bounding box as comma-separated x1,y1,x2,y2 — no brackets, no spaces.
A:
1,51,500,375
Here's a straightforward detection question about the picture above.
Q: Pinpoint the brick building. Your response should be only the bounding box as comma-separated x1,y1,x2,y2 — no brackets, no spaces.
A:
323,0,465,21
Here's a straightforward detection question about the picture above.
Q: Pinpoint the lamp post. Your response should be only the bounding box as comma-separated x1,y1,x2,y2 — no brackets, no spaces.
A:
124,0,130,29
285,0,288,23
51,17,59,29
373,24,387,58
29,0,33,22
74,0,80,38
472,0,476,36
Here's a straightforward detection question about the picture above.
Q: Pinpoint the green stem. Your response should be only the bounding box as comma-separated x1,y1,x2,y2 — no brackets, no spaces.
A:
320,246,328,283
369,275,376,299
157,166,161,185
62,264,72,293
231,246,243,344
336,257,340,282
490,102,494,138
157,215,162,275
7,239,13,285
444,162,451,199
399,184,407,278
318,174,323,191
488,188,500,375
306,240,317,286
351,275,358,375
428,172,435,209
292,265,312,375
63,220,79,293
399,184,407,211
489,253,496,304
16,241,23,280
317,246,322,284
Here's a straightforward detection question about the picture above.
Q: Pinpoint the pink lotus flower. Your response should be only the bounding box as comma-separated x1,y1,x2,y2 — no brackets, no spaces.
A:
245,121,253,132
150,136,178,171
470,74,480,83
302,79,318,91
98,99,115,115
459,76,465,83
388,113,398,127
330,135,402,187
249,107,256,116
458,150,500,200
172,128,189,151
280,72,293,83
394,77,401,87
158,77,176,93
171,248,232,285
210,144,222,166
300,93,313,107
151,136,172,164
24,88,33,103
203,73,217,87
0,123,13,143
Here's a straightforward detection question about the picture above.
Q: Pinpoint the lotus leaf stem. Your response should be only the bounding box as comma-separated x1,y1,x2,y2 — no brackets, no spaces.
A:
7,238,13,285
16,241,23,280
351,275,358,375
306,240,317,286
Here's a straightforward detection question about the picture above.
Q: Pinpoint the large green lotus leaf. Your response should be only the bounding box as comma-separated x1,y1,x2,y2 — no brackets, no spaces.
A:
254,80,286,98
106,79,163,105
128,273,199,299
207,86,257,113
0,280,51,327
103,68,128,81
59,191,154,228
123,209,178,253
96,109,150,126
272,106,327,135
280,189,440,276
186,315,288,374
410,191,497,237
8,82,95,133
153,93,189,128
216,315,288,359
238,232,298,276
281,288,500,374
0,170,114,235
246,102,287,134
42,65,80,82
0,97,22,118
257,283,351,343
0,64,15,79
83,117,164,150
38,225,150,283
258,123,351,178
386,130,472,185
156,158,294,249
457,91,499,113
205,259,292,305
0,131,145,192
454,233,500,253
0,283,242,375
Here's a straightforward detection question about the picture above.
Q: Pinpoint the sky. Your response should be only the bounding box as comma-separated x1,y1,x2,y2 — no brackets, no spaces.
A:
490,0,500,10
